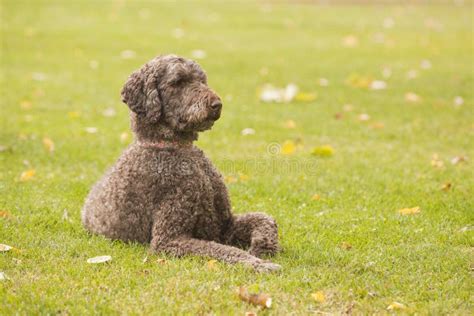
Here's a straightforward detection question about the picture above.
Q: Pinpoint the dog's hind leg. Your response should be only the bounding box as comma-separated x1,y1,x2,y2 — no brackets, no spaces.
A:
225,212,280,258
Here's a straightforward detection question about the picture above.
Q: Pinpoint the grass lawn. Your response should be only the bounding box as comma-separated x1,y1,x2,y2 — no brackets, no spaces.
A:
1,0,473,314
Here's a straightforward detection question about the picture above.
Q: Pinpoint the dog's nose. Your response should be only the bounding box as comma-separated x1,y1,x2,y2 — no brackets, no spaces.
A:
210,100,222,111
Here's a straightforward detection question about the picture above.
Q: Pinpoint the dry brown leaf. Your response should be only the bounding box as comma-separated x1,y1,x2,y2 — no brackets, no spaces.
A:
451,156,467,165
340,242,352,250
311,291,326,303
245,312,257,316
441,182,452,192
207,259,218,270
311,194,321,201
42,137,55,153
20,169,35,182
237,287,272,308
0,211,13,219
398,206,421,215
157,258,167,265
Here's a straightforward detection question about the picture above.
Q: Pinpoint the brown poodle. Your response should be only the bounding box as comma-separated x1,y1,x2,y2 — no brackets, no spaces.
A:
81,55,281,272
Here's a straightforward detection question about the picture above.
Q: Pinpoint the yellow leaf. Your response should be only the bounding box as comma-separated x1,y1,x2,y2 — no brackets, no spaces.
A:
398,206,421,215
284,120,296,129
120,132,130,143
207,259,218,270
311,145,334,157
340,242,352,250
0,210,13,219
405,92,421,103
68,111,81,118
239,173,250,182
294,92,317,102
311,194,321,201
20,100,32,110
20,169,36,182
225,176,237,184
311,291,326,303
42,137,55,153
387,302,406,310
281,140,296,155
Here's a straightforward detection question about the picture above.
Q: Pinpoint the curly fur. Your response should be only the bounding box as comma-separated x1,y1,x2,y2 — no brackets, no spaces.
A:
82,55,281,272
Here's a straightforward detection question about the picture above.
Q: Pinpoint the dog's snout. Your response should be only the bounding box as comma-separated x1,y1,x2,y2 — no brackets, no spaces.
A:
210,100,222,111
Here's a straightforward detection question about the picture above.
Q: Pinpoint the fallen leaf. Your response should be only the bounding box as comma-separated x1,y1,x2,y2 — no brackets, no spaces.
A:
340,242,352,250
157,258,167,265
225,176,238,184
370,80,387,90
20,169,36,182
346,74,372,89
102,107,116,117
311,194,321,201
358,113,371,122
406,69,418,79
259,83,298,103
241,128,256,136
284,120,296,129
383,17,394,29
431,154,444,168
343,104,354,112
172,28,184,39
245,312,257,316
398,206,421,215
342,35,358,47
68,111,81,118
237,287,272,308
387,302,406,310
311,291,326,303
89,60,99,69
382,67,392,78
20,100,32,110
334,112,343,120
87,255,112,264
441,182,452,192
405,92,421,103
42,137,55,153
420,59,432,69
281,140,296,155
0,244,13,252
369,122,385,129
207,259,218,270
318,78,329,86
453,96,464,107
120,50,136,59
191,49,207,59
0,211,12,219
85,127,98,134
31,72,47,81
451,156,467,165
0,272,6,281
294,92,317,102
239,173,250,182
120,132,130,143
311,145,334,157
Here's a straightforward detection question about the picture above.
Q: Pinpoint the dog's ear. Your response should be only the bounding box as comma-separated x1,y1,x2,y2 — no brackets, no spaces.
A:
121,68,162,123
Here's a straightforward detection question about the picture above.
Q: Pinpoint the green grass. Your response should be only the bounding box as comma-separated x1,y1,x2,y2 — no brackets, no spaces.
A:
1,0,473,314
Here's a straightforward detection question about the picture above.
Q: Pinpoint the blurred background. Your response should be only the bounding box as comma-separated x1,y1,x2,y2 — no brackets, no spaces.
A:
1,1,472,314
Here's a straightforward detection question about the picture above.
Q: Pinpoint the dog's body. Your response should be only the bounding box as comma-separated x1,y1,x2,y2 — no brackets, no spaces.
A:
82,55,281,272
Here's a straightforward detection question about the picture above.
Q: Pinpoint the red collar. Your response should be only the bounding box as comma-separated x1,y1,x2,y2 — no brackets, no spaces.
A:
138,140,193,149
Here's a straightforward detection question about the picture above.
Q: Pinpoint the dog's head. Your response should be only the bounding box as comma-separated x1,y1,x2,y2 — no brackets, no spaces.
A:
121,55,222,134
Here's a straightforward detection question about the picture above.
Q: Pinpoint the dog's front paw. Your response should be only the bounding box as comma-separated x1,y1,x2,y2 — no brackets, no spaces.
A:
254,261,282,273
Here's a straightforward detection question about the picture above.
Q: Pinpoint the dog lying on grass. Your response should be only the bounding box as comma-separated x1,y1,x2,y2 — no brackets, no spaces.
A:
82,55,281,272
